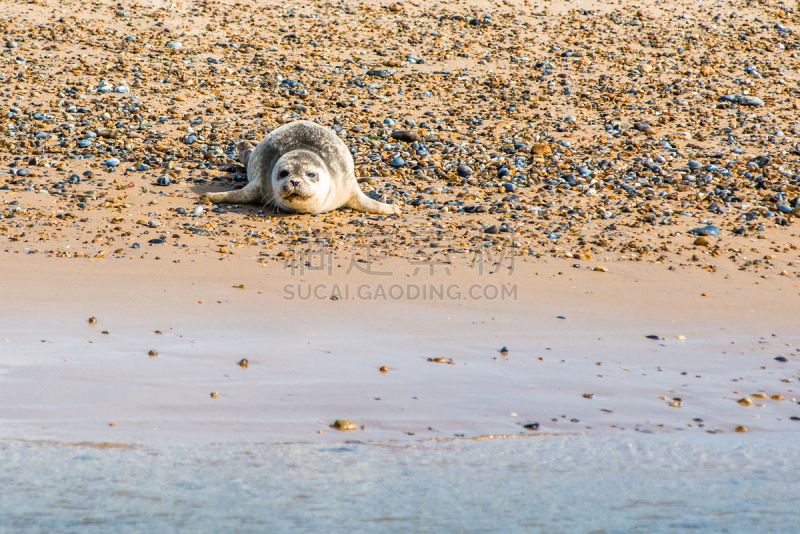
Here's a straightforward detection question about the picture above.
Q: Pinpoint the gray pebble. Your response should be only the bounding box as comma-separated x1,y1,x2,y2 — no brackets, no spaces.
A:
738,96,764,107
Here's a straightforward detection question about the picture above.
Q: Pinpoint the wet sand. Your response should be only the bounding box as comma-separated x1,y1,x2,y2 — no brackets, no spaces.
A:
2,253,798,445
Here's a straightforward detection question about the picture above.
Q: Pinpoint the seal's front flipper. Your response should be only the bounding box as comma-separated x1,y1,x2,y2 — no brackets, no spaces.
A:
345,191,401,215
202,181,261,205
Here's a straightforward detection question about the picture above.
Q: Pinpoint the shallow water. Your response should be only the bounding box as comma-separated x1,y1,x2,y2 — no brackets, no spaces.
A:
1,432,798,533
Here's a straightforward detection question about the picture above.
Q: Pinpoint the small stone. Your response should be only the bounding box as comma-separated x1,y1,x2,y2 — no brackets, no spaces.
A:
137,163,150,171
148,350,158,357
238,358,249,368
593,266,608,272
694,237,711,246
192,207,204,216
775,356,789,362
531,143,551,157
105,158,121,167
5,41,18,49
500,346,509,356
484,224,499,234
734,425,747,432
738,397,753,406
88,317,97,324
390,157,405,167
210,392,218,399
379,366,388,373
688,225,720,236
331,419,357,431
156,175,171,186
737,96,764,107
583,393,594,399
523,423,540,431
457,165,473,177
390,130,422,143
366,69,390,78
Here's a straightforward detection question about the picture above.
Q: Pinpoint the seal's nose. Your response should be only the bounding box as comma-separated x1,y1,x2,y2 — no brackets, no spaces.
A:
290,179,300,187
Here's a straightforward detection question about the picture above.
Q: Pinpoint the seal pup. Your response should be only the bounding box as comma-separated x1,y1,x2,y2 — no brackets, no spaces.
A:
202,120,400,215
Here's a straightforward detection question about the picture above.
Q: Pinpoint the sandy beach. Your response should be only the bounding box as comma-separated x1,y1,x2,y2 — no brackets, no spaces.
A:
1,0,800,531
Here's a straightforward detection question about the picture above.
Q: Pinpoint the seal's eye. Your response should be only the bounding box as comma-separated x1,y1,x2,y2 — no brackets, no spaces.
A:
279,170,290,178
306,172,315,178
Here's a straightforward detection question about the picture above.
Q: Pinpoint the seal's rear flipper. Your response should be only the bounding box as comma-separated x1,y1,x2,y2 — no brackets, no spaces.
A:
202,181,262,205
238,141,257,168
345,191,401,215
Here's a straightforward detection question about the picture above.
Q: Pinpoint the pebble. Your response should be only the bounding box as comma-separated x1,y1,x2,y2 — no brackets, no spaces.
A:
689,226,721,237
390,130,422,143
331,419,357,431
775,356,789,362
156,175,171,186
457,165,473,177
366,69,390,78
238,359,249,368
105,158,121,167
737,96,765,107
523,423,540,431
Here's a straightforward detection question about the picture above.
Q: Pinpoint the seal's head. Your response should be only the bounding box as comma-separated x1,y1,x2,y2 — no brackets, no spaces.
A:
271,149,330,212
